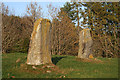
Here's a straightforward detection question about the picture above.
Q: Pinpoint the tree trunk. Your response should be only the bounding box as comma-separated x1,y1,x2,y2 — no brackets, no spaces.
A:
77,6,79,33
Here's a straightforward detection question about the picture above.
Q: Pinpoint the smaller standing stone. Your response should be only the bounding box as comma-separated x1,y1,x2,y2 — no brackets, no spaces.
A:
78,28,93,58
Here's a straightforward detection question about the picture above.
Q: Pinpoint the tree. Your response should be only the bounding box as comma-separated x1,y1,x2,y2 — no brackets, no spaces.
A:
47,4,59,55
1,3,9,15
48,3,79,55
2,3,33,53
61,2,83,32
47,4,59,19
2,15,33,53
26,2,42,23
81,2,119,57
58,10,79,55
51,9,79,55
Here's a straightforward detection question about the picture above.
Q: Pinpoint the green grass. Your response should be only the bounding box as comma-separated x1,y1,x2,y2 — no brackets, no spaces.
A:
2,53,118,78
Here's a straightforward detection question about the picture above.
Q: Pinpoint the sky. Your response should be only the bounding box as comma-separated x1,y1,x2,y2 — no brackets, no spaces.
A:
2,0,119,18
3,2,66,20
2,0,86,27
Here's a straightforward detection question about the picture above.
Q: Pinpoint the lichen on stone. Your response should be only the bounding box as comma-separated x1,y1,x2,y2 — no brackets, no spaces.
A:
78,28,93,58
27,18,52,65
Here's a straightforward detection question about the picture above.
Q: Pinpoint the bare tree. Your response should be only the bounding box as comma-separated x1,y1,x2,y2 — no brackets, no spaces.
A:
1,3,9,15
26,2,43,23
47,4,59,19
47,4,59,55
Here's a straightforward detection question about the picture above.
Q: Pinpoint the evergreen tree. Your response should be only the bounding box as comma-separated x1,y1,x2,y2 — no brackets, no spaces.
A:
61,2,83,32
82,2,119,57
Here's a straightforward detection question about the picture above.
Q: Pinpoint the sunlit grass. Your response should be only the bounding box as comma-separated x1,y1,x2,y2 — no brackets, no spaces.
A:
2,53,118,78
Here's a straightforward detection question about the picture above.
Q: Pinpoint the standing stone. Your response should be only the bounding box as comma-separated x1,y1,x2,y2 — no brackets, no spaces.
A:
27,18,52,65
78,28,93,58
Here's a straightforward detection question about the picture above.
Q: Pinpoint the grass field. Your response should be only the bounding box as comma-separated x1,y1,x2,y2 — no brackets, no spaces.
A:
2,53,118,78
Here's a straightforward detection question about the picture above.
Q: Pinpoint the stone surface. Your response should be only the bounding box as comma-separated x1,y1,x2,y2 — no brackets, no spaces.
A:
32,66,37,69
16,58,21,63
46,70,51,73
78,28,93,58
27,18,52,65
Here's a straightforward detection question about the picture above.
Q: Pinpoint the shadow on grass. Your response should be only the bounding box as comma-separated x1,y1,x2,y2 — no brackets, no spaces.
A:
52,56,66,65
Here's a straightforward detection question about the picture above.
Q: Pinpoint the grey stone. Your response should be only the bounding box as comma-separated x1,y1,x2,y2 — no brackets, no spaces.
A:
27,18,52,65
78,28,93,58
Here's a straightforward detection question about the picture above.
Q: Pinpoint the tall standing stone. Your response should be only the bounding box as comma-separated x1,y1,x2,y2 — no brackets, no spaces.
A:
78,28,93,58
27,18,52,65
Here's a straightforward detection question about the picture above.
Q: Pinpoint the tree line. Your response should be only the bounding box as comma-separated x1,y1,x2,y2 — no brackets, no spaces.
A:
1,2,119,58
